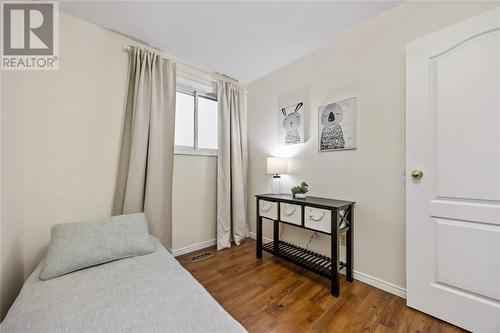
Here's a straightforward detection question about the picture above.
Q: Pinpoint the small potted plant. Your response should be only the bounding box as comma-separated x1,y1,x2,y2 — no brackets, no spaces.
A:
291,181,309,199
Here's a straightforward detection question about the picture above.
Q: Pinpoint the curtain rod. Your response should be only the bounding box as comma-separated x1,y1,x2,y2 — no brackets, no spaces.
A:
123,45,241,85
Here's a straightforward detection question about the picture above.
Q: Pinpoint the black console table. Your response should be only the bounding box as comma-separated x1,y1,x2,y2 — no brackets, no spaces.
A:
255,193,355,297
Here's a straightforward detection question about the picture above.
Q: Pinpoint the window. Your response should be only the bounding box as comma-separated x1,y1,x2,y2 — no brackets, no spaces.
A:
174,91,218,156
174,92,195,147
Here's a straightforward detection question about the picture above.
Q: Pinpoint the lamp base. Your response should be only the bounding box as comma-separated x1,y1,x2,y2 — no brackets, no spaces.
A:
271,175,281,194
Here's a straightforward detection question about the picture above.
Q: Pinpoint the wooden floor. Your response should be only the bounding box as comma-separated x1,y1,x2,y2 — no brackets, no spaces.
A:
177,239,464,333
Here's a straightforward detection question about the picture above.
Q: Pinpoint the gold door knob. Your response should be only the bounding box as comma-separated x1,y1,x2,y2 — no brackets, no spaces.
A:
411,170,423,179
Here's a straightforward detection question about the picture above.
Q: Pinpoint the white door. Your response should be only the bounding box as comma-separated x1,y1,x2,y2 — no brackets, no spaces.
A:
406,8,500,333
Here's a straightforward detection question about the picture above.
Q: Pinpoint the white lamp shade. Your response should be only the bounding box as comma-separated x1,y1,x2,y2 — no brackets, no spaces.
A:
267,157,287,175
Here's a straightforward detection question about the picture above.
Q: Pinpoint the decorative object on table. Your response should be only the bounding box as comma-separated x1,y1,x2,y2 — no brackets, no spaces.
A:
291,181,309,199
279,102,304,145
266,157,288,194
318,97,356,151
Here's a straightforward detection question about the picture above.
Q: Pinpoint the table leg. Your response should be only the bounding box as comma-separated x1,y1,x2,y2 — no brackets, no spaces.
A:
331,208,339,297
346,205,353,282
256,198,262,259
273,220,279,252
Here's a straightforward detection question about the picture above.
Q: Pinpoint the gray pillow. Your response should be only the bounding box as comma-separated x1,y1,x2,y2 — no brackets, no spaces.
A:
40,213,156,280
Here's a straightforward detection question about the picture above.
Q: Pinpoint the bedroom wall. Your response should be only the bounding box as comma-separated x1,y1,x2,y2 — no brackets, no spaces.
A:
1,12,131,281
0,11,217,318
1,67,25,321
0,71,25,321
246,1,498,292
172,155,217,252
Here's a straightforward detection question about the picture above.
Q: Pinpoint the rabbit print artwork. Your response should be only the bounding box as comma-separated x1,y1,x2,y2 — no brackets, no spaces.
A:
279,102,304,145
318,97,357,151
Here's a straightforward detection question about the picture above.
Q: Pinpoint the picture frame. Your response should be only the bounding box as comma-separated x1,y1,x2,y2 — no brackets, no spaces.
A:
279,101,305,145
318,97,357,152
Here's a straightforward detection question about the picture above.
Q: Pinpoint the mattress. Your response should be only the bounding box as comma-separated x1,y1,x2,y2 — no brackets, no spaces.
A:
1,239,246,333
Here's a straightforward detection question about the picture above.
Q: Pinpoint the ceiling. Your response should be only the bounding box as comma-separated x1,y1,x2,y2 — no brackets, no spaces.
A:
60,1,400,83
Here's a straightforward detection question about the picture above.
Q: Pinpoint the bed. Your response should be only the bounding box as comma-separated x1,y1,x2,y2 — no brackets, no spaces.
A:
1,237,246,333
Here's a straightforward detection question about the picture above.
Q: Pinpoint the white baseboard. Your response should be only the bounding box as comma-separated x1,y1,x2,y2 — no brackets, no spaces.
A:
170,239,216,257
349,270,406,298
248,232,406,299
249,232,273,243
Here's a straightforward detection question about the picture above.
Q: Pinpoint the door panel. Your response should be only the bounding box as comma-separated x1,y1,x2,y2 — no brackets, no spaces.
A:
435,218,500,301
406,7,500,333
432,29,500,201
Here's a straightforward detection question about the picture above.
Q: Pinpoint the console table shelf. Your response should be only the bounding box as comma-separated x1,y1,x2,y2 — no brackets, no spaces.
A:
262,240,347,279
255,193,355,297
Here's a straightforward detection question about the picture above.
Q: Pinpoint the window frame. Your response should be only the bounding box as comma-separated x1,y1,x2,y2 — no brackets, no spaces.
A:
174,89,218,157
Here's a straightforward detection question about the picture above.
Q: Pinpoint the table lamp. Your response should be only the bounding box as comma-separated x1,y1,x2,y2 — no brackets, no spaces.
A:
266,157,288,194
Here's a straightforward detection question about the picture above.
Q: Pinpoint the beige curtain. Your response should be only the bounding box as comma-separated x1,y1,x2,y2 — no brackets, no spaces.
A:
217,80,249,250
113,47,176,249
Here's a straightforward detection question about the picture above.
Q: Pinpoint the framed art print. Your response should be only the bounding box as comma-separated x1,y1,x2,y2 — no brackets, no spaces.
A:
318,97,356,151
279,102,304,145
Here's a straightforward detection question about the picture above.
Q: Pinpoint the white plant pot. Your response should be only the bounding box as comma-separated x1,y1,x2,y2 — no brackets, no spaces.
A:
295,193,306,199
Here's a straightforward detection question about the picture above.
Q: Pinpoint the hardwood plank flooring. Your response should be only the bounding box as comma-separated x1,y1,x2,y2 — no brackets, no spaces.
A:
177,239,465,333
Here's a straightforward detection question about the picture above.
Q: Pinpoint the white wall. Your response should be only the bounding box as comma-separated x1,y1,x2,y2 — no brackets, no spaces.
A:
247,1,498,290
1,12,131,279
0,70,25,321
172,155,217,252
0,12,217,319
